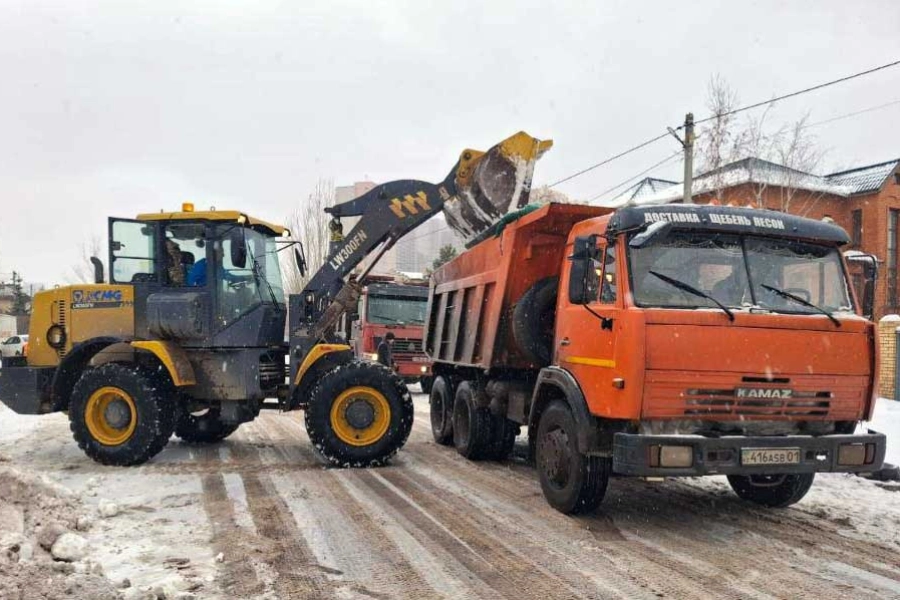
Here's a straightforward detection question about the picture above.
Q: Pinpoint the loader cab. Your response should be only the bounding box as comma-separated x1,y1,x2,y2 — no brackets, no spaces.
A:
108,208,289,347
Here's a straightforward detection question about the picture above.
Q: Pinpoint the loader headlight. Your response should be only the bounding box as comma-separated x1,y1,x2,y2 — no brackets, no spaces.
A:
47,325,66,349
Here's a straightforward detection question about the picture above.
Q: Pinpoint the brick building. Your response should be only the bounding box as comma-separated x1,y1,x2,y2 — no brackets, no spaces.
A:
608,157,900,319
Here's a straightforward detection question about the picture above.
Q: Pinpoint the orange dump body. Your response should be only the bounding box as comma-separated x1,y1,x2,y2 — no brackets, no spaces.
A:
426,203,611,369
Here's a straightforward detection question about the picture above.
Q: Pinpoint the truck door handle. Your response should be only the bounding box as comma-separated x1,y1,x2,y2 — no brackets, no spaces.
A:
560,338,571,346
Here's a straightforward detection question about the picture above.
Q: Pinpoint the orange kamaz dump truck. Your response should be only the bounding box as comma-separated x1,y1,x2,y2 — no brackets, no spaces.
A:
424,202,885,513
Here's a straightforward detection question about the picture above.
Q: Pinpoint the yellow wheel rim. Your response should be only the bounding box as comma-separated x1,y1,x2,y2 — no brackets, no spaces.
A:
84,386,137,446
329,386,391,447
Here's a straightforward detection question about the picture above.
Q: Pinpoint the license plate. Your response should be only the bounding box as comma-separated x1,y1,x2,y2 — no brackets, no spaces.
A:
411,356,430,363
741,448,801,466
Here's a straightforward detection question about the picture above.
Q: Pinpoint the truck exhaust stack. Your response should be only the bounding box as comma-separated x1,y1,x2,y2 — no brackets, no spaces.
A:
443,132,553,241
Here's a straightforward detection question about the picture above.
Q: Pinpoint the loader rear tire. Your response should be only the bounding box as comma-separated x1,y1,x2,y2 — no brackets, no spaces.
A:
429,376,454,445
452,381,492,460
69,363,176,466
536,400,609,514
305,360,413,467
512,276,559,366
175,407,240,444
727,473,815,508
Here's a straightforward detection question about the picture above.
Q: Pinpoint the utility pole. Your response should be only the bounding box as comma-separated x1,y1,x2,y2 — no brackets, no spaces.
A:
682,112,695,205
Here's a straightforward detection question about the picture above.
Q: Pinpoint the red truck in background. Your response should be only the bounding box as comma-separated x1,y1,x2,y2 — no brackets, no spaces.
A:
351,281,434,393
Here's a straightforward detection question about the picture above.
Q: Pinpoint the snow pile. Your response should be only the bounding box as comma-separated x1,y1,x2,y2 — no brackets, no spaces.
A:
0,466,121,599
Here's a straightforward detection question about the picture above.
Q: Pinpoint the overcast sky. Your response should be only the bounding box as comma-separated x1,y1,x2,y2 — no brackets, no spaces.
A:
1,0,899,284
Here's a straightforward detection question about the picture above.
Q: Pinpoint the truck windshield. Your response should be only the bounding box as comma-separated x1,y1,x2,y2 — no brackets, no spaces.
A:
628,230,853,315
367,295,428,325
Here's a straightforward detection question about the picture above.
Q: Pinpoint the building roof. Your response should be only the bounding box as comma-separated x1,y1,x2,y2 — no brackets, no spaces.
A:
826,159,900,195
603,177,679,207
626,156,898,206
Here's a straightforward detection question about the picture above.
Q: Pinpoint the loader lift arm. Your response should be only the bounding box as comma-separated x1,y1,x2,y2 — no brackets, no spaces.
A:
289,132,553,380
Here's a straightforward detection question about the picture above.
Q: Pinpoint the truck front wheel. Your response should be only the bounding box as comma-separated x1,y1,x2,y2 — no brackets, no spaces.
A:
536,401,610,514
69,363,177,466
727,473,815,508
305,360,413,467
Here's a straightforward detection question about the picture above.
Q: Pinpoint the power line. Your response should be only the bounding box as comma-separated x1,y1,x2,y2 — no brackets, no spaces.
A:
805,98,900,129
691,59,900,127
587,150,683,204
547,131,670,188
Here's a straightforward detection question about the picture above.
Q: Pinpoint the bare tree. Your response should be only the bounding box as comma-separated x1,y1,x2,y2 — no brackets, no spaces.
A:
67,235,103,284
697,75,740,199
282,179,336,295
774,114,824,213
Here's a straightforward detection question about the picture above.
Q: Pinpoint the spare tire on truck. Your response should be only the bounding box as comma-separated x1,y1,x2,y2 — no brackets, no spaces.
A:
305,360,414,467
512,276,559,365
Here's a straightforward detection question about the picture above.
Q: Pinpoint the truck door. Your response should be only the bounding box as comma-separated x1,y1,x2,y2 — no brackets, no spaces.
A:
556,239,621,418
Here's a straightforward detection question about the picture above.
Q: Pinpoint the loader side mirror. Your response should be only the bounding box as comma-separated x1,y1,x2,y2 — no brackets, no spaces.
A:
568,235,600,304
229,229,247,269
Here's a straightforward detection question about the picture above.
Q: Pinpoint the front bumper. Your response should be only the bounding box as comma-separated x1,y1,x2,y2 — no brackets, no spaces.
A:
613,431,886,477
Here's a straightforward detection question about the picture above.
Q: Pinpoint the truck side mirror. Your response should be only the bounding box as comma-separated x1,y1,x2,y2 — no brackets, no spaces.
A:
568,235,599,304
844,251,879,320
229,229,248,269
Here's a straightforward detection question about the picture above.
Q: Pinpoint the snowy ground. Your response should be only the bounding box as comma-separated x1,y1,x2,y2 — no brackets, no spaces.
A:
1,395,899,599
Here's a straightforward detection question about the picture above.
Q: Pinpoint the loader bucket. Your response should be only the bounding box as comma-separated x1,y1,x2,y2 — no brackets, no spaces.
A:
443,131,553,241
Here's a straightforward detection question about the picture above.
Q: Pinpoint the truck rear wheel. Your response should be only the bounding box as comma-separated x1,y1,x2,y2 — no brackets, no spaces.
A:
727,473,815,508
429,376,454,445
489,416,519,460
536,401,609,514
305,360,413,467
175,407,240,444
452,381,493,460
69,363,177,466
512,276,559,365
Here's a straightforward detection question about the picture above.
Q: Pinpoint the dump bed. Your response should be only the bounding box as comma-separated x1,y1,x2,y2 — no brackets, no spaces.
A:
425,203,610,370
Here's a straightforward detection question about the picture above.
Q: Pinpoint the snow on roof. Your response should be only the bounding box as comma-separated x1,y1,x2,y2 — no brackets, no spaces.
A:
599,177,680,207
632,157,855,206
826,159,900,195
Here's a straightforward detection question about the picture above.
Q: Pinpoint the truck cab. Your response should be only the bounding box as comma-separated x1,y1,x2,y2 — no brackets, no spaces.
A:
350,282,433,391
425,202,886,513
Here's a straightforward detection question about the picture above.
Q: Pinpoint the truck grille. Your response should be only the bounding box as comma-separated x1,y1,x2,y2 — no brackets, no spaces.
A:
642,372,867,421
390,338,422,354
259,355,285,390
682,390,830,417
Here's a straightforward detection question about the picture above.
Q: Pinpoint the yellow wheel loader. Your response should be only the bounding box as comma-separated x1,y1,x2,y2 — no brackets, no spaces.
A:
0,132,552,466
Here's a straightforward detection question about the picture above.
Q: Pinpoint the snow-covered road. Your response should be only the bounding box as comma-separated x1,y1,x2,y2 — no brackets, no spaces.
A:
1,396,899,599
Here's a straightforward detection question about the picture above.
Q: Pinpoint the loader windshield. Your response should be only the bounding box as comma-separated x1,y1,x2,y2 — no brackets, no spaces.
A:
628,230,854,315
217,226,285,324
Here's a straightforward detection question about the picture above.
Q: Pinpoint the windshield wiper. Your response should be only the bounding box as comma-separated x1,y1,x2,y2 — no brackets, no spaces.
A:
248,248,280,307
760,284,840,327
649,270,735,321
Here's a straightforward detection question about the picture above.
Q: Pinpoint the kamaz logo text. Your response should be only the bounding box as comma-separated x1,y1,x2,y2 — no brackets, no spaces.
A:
389,191,430,219
329,230,368,271
735,387,793,399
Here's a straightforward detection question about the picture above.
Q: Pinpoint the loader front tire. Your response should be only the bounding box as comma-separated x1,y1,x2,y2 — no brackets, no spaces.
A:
69,363,177,466
175,407,240,444
305,360,413,467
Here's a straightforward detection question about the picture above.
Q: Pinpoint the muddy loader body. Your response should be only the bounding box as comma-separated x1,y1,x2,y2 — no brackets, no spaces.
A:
425,202,886,513
0,132,552,467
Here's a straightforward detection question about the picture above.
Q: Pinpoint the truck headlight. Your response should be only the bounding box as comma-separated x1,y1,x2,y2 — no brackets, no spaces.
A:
47,325,66,349
367,353,379,361
420,366,428,373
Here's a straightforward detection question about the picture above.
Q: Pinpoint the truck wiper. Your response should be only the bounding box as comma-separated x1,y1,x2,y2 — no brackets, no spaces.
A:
760,284,840,327
649,270,735,321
